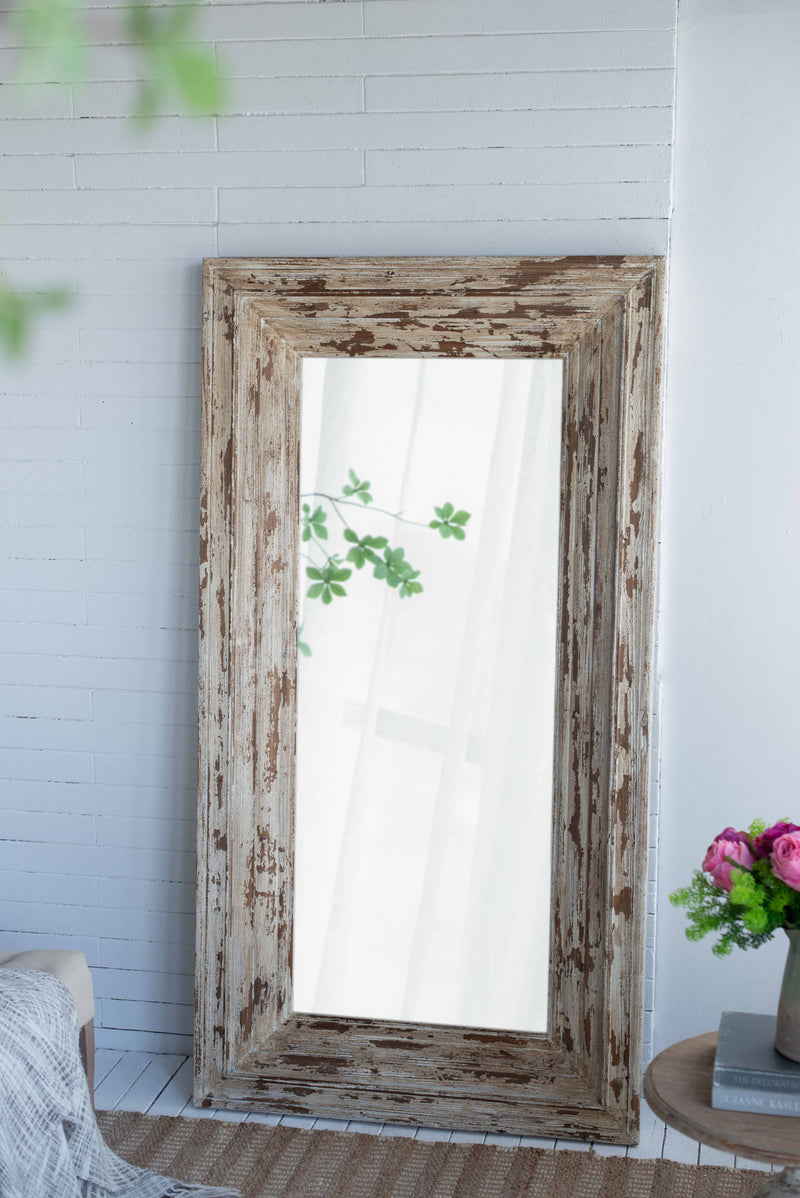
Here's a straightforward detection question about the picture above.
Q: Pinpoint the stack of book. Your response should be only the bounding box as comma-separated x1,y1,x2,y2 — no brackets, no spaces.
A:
713,1011,800,1116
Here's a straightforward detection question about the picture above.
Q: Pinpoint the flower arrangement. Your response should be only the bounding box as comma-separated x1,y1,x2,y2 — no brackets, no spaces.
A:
670,819,800,956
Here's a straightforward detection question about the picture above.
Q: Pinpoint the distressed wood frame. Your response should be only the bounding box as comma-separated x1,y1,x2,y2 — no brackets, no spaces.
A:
195,256,664,1143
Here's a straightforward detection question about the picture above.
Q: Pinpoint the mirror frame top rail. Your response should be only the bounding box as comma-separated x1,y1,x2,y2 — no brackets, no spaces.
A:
195,256,665,1144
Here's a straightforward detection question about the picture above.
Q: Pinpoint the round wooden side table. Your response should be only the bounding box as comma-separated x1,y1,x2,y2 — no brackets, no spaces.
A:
644,1032,800,1197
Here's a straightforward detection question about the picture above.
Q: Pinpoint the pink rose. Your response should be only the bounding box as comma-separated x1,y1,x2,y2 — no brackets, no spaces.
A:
771,833,800,891
702,836,755,891
713,826,752,847
753,822,800,859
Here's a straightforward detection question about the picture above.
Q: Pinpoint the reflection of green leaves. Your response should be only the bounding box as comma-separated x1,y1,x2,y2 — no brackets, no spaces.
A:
306,557,351,605
399,573,423,599
299,474,467,618
297,624,311,658
302,503,328,543
0,281,71,359
342,469,372,505
343,528,388,569
343,532,422,597
430,502,471,541
372,546,423,598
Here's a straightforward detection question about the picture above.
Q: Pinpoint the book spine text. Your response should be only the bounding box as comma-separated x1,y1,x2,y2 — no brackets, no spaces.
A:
714,1068,800,1094
712,1084,800,1117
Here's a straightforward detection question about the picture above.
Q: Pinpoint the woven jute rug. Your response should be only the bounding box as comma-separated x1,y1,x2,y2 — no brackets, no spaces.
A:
98,1111,766,1198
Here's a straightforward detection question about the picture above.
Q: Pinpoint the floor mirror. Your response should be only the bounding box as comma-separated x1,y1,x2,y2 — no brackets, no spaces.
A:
195,256,664,1143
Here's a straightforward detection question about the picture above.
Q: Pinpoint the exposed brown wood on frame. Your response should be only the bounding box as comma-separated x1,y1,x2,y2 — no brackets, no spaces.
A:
195,256,664,1143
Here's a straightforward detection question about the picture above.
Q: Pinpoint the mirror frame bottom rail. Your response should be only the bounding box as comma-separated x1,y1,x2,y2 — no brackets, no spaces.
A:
195,256,665,1144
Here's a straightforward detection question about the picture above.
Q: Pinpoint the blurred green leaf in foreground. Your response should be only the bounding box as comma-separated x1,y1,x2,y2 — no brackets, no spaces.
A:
125,4,223,122
2,0,223,358
0,278,71,359
11,0,222,117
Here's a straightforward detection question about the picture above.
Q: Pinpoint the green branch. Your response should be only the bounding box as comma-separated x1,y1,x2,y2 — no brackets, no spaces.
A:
298,469,471,653
302,491,431,530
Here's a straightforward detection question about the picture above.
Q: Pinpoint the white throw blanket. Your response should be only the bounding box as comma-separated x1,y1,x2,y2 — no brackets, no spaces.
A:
0,968,239,1198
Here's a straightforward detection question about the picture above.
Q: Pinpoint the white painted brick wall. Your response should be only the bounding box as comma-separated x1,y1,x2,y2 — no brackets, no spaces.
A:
0,0,676,1057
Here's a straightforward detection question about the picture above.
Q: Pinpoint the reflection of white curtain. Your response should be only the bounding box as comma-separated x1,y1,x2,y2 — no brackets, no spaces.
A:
293,358,563,1034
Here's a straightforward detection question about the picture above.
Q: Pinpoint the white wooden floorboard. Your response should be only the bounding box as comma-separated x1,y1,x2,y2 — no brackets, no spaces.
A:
416,1127,452,1143
279,1114,317,1130
346,1120,384,1136
382,1123,422,1139
245,1112,283,1126
116,1053,184,1113
699,1143,737,1169
486,1132,521,1148
591,1140,626,1157
148,1058,195,1118
174,1071,208,1119
94,1048,124,1089
451,1130,487,1144
627,1106,665,1160
178,1100,212,1119
663,1125,700,1165
94,1051,153,1110
736,1156,773,1173
99,1049,744,1168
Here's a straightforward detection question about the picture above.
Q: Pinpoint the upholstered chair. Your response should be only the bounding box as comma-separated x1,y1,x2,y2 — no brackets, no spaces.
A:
0,949,96,1097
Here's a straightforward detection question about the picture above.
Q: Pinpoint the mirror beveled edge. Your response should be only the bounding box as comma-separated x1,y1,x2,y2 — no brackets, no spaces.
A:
195,256,665,1144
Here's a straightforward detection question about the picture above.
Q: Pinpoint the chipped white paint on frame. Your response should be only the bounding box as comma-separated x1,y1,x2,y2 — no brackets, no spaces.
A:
195,255,664,1141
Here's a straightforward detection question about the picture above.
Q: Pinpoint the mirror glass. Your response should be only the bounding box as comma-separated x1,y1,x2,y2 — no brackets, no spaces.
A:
293,357,563,1034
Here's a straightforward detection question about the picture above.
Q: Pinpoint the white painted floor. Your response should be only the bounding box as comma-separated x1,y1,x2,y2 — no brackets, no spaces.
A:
94,1050,775,1176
